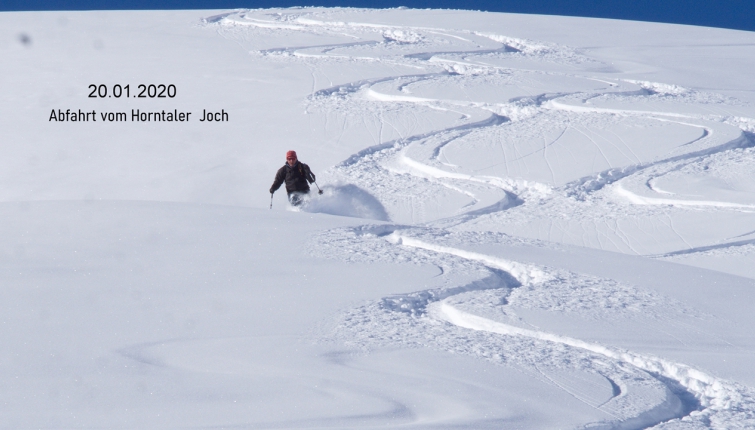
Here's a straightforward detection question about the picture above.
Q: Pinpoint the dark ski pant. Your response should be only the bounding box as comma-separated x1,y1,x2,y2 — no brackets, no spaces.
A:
288,190,309,206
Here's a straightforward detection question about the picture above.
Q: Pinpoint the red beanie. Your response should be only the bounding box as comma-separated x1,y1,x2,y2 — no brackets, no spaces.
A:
286,150,297,160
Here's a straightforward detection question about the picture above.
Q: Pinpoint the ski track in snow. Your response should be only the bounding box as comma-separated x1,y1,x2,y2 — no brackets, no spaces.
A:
312,226,755,428
208,9,755,429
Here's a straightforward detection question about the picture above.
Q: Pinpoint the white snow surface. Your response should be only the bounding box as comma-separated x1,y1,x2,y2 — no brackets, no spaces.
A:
2,7,755,429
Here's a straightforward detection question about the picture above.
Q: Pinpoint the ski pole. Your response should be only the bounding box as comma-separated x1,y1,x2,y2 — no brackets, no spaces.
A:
314,182,324,195
270,193,273,209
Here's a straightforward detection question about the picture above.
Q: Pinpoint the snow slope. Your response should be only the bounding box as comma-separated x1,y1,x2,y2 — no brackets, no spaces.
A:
2,7,755,429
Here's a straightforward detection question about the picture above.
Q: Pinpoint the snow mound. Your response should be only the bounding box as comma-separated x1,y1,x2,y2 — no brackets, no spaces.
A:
302,183,390,221
625,79,689,96
382,29,423,44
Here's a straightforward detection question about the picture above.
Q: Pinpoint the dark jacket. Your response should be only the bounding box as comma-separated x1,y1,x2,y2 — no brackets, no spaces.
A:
270,161,316,194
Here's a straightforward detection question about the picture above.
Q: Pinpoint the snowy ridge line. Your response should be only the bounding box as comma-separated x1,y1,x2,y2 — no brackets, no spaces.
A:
386,233,552,287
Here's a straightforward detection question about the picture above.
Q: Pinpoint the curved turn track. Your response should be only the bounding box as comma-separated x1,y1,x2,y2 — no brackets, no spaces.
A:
210,9,755,428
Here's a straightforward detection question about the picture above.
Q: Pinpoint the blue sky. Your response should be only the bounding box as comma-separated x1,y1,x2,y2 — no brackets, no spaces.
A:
1,0,753,33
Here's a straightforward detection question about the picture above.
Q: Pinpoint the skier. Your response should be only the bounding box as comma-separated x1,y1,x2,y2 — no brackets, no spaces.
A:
269,150,318,206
